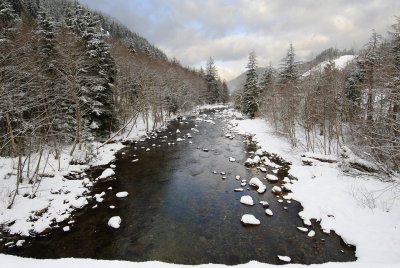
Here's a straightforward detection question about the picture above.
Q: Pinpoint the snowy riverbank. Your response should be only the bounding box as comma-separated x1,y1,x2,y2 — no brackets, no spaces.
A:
232,116,400,268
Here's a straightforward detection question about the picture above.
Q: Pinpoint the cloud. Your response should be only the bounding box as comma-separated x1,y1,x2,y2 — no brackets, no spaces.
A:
80,0,400,80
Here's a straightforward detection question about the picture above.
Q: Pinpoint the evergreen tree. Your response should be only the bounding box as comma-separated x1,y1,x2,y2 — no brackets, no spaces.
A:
260,64,275,93
279,43,299,85
205,57,220,103
241,51,259,117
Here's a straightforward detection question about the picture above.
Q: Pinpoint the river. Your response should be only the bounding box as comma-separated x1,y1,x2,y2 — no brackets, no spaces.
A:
5,108,355,265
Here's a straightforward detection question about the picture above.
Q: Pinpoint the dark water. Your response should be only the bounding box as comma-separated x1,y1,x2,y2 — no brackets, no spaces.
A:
4,109,356,265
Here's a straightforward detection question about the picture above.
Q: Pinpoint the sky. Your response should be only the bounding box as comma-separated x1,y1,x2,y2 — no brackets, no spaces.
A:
80,0,400,81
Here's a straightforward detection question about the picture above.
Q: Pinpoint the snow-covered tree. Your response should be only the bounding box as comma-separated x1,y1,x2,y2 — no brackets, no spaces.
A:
279,43,299,85
241,51,259,117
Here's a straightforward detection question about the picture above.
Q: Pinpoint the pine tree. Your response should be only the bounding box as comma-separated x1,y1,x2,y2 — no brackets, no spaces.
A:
241,51,259,117
260,64,275,93
279,43,299,85
205,57,220,103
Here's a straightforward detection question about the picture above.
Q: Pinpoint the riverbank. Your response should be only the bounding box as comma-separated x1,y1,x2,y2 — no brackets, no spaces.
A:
0,113,173,240
232,116,400,267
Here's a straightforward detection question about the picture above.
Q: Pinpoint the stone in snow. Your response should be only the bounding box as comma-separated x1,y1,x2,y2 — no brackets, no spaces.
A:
240,195,255,206
132,159,139,163
253,155,261,164
98,168,115,180
221,172,226,175
266,174,279,182
234,188,244,192
63,226,70,232
110,164,116,169
277,255,291,263
265,209,273,216
241,182,247,187
260,167,267,173
272,186,282,193
146,148,150,151
278,199,284,203
297,227,309,232
177,138,185,142
308,230,316,237
16,240,25,247
203,148,209,152
235,175,241,180
108,216,121,229
189,141,193,144
116,191,128,198
221,176,227,180
249,177,267,194
176,129,181,133
260,201,269,207
255,149,264,156
229,157,236,162
241,214,260,225
212,171,217,174
186,133,192,138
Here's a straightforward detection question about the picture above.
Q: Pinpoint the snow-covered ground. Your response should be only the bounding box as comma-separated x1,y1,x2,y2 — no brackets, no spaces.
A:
232,116,400,268
1,105,399,267
0,114,170,237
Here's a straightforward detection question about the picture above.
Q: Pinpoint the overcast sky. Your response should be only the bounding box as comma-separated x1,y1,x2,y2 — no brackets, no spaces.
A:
80,0,399,80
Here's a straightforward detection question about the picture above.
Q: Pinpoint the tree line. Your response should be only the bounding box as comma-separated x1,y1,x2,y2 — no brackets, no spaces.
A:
235,18,400,173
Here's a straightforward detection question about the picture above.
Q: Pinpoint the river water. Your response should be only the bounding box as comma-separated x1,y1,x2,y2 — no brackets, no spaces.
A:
6,108,356,265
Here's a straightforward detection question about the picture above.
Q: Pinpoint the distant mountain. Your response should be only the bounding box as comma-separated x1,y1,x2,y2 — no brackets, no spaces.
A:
227,51,356,94
301,55,357,77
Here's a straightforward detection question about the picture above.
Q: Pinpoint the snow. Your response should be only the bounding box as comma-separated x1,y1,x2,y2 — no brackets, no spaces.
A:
277,255,291,263
107,216,121,229
271,186,282,194
97,168,115,180
265,209,274,216
240,195,255,206
116,192,129,198
233,113,400,267
297,227,309,232
307,230,316,237
249,177,267,194
241,214,260,225
266,174,279,182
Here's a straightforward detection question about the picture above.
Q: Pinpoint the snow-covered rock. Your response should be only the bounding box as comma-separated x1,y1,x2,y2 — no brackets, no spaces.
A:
260,201,269,207
240,195,255,206
176,138,185,142
235,175,241,180
266,174,279,182
63,226,70,232
260,166,267,173
241,214,260,225
234,188,244,192
116,191,128,198
229,157,236,162
272,186,282,194
108,216,121,229
176,129,181,133
132,159,139,163
97,168,115,180
255,149,264,156
110,164,116,169
94,192,106,203
297,227,309,232
265,209,273,216
308,230,316,237
249,177,267,194
277,255,291,263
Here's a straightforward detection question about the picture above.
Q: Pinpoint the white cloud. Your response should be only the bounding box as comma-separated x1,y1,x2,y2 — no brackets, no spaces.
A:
80,0,400,81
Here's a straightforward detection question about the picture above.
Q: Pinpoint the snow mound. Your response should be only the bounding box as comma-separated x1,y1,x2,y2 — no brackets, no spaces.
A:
240,195,255,206
116,192,128,198
108,216,121,229
249,177,267,193
97,168,115,180
241,214,260,225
